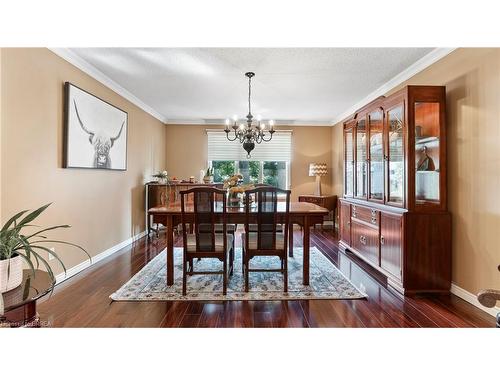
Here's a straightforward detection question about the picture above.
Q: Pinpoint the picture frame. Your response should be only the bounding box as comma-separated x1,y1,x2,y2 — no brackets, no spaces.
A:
64,82,128,170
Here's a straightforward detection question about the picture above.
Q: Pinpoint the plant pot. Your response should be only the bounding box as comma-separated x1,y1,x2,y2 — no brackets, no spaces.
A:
0,255,23,293
203,176,213,184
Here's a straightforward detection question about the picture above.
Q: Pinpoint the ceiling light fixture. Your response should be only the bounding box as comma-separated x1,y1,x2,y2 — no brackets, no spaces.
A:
224,72,275,158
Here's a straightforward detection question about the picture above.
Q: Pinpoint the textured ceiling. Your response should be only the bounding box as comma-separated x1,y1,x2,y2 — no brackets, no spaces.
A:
70,48,434,124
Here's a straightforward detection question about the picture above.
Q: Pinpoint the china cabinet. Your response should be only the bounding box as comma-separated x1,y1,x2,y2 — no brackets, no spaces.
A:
339,86,451,295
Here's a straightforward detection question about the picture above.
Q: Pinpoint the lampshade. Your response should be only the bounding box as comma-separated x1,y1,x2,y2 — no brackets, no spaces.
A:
309,163,327,177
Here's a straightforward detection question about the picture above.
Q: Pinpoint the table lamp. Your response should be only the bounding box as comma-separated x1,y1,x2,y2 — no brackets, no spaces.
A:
309,162,327,196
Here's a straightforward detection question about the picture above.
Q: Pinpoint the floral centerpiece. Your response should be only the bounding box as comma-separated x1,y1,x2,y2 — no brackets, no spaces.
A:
152,170,168,183
223,174,255,206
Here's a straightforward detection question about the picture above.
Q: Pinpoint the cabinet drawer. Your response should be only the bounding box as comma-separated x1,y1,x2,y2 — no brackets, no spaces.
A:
351,221,379,265
352,205,379,227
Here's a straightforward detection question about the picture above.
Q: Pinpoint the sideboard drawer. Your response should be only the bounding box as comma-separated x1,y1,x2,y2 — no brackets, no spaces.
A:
351,220,379,265
300,196,321,204
352,205,379,227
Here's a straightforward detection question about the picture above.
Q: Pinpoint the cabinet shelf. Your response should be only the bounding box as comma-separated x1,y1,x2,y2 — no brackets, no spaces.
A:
416,136,439,145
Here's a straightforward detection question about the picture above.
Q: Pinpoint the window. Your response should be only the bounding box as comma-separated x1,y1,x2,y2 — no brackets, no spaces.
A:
207,130,292,189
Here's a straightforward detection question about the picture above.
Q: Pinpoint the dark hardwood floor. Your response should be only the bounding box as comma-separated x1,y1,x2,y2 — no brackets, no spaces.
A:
38,228,496,327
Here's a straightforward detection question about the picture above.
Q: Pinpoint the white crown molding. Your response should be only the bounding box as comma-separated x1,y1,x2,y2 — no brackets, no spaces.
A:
54,231,146,285
167,119,332,126
450,283,500,318
48,48,168,123
331,47,457,125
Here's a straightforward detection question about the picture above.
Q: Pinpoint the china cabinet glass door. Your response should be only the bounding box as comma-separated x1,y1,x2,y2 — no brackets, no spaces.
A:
344,127,354,197
414,102,440,204
386,105,404,205
368,110,384,201
355,118,367,198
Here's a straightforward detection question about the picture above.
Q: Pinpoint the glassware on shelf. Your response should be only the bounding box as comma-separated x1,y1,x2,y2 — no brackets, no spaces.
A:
414,102,440,204
369,110,384,200
387,105,404,205
345,128,354,197
355,118,367,198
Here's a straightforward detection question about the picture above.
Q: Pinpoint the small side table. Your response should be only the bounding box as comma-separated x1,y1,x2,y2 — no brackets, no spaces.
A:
0,270,54,328
298,195,337,233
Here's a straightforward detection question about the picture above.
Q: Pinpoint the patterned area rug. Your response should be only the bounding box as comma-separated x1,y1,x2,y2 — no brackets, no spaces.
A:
110,247,366,301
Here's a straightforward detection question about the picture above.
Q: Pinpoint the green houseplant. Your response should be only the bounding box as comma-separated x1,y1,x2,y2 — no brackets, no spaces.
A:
203,167,214,183
0,203,90,293
152,170,168,183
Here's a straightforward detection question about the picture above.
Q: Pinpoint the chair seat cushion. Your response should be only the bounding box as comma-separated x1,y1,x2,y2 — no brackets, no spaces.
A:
241,232,285,250
186,233,233,252
247,223,283,232
198,223,237,233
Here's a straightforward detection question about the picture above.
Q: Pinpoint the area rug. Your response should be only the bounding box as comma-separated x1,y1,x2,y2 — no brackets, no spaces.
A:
110,247,367,301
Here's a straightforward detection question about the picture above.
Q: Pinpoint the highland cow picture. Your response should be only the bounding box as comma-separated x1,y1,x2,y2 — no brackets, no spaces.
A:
64,82,128,170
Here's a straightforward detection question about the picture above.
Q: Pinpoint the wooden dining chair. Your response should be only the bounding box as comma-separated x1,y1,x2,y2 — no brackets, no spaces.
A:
241,186,291,292
180,187,234,295
247,184,283,233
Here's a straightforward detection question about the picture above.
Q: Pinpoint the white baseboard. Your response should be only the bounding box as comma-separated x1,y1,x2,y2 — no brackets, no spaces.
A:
54,231,147,285
450,283,500,317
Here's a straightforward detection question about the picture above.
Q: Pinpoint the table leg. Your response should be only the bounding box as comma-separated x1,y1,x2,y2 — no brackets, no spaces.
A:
166,215,174,286
303,215,310,286
332,209,336,237
147,212,151,237
288,222,294,257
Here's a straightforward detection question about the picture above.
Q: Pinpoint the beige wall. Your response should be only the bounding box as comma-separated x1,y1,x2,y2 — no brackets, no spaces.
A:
332,48,500,297
0,48,167,273
165,125,333,201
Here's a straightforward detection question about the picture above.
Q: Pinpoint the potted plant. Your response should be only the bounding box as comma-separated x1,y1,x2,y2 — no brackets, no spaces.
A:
152,170,168,184
0,203,90,293
203,167,214,184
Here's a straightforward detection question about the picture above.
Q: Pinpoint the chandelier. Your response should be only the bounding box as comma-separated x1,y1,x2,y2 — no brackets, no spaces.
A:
224,72,275,158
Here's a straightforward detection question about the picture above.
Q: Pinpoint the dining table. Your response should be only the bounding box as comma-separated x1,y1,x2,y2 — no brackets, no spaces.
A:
148,201,329,286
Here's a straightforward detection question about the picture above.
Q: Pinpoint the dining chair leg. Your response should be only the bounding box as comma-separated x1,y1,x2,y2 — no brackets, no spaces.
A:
284,255,288,293
223,255,227,295
244,257,249,293
182,256,187,296
241,247,245,277
230,246,234,276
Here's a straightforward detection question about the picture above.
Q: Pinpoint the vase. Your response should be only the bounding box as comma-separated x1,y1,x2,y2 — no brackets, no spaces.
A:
227,191,241,207
0,255,23,293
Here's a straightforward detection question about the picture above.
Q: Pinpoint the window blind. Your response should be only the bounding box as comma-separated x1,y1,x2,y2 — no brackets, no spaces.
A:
207,130,292,162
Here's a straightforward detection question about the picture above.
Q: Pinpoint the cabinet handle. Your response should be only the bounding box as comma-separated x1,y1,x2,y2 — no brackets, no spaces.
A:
371,217,377,224
380,236,385,245
360,235,366,245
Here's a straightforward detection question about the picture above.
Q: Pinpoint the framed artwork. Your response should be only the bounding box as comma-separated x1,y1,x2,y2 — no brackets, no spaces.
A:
64,82,128,170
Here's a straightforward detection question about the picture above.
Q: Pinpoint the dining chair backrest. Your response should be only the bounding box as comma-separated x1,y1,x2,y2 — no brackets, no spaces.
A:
180,187,227,253
243,186,291,250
